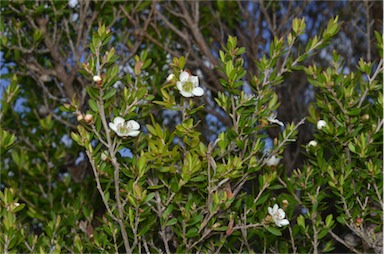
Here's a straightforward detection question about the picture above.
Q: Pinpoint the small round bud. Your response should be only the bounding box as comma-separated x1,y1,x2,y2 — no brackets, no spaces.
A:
362,114,369,121
308,140,318,147
93,75,102,82
282,199,289,209
84,114,93,124
317,120,327,130
355,218,363,227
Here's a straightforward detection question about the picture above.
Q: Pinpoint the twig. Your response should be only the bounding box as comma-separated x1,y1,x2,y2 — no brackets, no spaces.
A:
95,41,132,253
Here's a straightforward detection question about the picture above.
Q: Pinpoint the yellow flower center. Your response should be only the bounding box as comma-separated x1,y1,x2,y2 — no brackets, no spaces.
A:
117,123,130,135
182,80,194,93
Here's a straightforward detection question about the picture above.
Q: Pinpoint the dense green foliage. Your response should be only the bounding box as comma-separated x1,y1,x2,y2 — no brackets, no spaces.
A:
0,1,382,253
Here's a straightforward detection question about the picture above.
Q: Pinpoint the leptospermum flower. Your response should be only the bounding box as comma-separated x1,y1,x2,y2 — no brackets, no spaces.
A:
109,117,140,137
266,155,281,167
176,71,204,97
308,140,318,147
317,119,327,130
268,204,290,227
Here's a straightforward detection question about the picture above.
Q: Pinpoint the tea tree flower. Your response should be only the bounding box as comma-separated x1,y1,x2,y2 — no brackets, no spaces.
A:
109,117,140,137
266,155,281,166
308,140,317,147
176,71,204,97
268,204,289,227
317,120,327,130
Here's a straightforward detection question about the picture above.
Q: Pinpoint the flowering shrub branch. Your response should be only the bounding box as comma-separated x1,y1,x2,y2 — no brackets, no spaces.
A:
2,11,382,253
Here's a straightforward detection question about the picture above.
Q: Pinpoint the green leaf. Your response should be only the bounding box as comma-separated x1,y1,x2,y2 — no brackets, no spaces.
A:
297,215,305,229
162,204,174,219
318,228,329,239
187,214,203,227
348,143,356,153
165,218,178,226
186,227,199,238
89,99,99,112
103,88,116,100
147,185,165,190
266,226,282,236
325,214,333,228
144,192,155,203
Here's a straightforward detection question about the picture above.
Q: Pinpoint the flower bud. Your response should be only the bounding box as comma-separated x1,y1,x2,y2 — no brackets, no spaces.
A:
282,199,289,209
355,218,363,227
84,114,93,124
317,120,327,130
166,73,175,83
308,140,317,147
93,75,102,82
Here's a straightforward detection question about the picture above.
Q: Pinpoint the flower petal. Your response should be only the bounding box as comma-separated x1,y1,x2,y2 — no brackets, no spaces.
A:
190,75,199,86
176,81,183,91
180,90,193,97
113,117,125,125
109,122,117,132
273,204,279,212
127,120,140,130
268,207,273,215
128,130,140,137
179,71,189,82
278,219,290,227
192,87,204,96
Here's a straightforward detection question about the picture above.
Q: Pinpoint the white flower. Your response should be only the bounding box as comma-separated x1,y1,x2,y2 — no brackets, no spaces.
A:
308,140,317,147
268,204,290,227
93,75,102,82
317,120,327,130
68,0,78,8
109,117,140,137
176,71,204,97
266,155,281,166
267,113,284,127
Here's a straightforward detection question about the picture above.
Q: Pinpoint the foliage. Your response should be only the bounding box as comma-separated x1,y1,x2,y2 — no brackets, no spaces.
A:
0,1,383,253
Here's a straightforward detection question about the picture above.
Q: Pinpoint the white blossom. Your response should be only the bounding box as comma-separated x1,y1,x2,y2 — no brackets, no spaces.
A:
68,0,78,8
317,120,327,130
308,140,317,147
109,117,140,137
267,113,284,127
268,204,290,227
266,155,281,167
176,71,204,97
